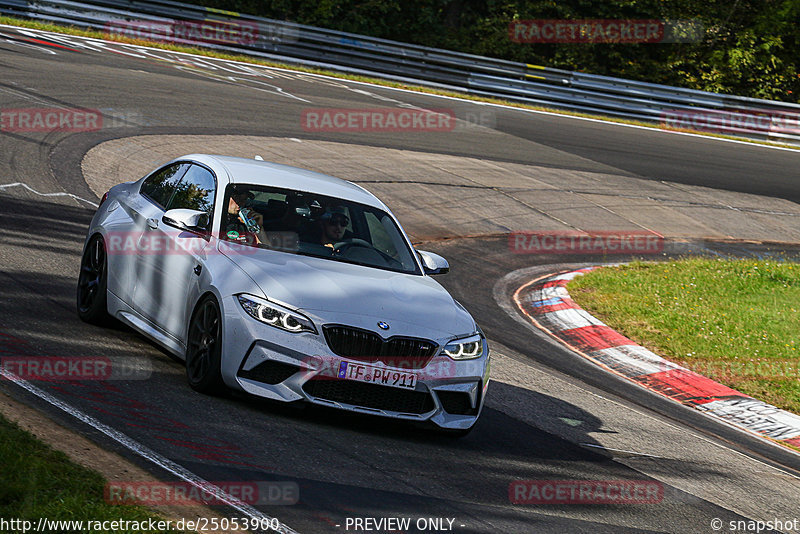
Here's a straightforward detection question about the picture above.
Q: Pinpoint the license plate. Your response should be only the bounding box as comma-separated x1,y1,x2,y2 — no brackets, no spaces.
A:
337,361,417,390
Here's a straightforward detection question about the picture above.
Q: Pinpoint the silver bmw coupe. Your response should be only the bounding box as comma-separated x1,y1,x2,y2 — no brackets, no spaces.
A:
77,154,489,434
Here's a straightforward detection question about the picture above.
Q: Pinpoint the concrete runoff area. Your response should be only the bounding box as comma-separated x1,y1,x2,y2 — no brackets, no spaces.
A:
83,135,800,244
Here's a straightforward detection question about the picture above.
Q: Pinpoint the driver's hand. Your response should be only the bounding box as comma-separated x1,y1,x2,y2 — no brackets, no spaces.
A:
252,212,264,226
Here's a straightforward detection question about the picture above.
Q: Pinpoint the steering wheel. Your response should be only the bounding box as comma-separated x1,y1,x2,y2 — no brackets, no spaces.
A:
332,238,372,255
333,239,403,268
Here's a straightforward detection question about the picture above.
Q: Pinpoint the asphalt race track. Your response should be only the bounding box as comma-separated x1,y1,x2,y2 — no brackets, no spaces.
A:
2,26,800,534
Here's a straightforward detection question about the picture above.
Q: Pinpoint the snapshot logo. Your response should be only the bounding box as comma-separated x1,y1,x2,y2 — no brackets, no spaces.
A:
661,109,800,136
104,481,298,506
509,231,664,255
509,480,663,504
0,108,102,132
509,19,703,44
301,108,456,132
105,19,259,46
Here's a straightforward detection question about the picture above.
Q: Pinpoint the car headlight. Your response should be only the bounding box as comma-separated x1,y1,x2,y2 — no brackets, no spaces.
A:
237,294,316,334
443,333,484,360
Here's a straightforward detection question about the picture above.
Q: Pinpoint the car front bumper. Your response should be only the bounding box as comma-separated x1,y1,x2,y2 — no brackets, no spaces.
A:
220,295,490,430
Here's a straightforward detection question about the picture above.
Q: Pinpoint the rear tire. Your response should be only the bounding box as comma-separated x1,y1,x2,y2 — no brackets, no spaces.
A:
76,235,110,325
186,296,226,395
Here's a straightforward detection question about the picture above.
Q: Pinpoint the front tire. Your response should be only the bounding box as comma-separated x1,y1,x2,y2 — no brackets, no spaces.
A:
77,235,110,325
186,295,226,395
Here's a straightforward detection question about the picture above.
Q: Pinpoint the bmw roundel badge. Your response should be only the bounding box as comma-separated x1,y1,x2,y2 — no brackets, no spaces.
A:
377,321,390,330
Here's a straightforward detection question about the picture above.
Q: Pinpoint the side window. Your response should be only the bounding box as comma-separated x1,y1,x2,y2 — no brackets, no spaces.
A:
140,163,188,209
167,164,216,230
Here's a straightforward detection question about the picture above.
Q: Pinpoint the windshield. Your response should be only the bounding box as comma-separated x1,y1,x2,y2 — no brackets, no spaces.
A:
220,184,421,275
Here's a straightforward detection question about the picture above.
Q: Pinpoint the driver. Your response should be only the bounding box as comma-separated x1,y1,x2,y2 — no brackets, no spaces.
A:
311,206,351,248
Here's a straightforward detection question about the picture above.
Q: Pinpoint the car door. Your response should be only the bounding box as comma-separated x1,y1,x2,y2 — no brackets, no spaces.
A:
108,162,188,306
132,163,216,341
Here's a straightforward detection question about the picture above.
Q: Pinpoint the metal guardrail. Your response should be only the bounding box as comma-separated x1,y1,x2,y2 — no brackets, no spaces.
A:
3,0,800,144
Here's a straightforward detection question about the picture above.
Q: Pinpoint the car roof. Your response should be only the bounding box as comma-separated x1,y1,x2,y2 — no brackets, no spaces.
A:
180,154,385,208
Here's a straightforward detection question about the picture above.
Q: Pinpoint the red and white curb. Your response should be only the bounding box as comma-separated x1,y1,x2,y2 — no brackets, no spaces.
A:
514,267,800,449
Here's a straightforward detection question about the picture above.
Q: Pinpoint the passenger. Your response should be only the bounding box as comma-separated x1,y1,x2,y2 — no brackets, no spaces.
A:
225,189,265,244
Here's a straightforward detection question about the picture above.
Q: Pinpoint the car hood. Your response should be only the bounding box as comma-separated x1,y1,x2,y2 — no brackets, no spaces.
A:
220,244,475,337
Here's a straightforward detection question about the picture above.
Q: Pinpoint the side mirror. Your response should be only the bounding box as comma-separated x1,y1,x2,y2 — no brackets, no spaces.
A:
417,250,450,275
162,209,208,234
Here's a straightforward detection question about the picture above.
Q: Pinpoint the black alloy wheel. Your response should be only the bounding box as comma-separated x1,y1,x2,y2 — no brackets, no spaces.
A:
77,235,110,325
186,295,226,395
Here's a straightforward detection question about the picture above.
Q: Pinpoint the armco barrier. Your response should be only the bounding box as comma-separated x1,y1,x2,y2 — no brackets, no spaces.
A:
2,0,799,144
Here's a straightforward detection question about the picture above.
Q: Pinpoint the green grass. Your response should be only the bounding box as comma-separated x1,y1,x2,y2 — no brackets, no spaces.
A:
0,414,180,533
0,15,798,151
568,258,800,414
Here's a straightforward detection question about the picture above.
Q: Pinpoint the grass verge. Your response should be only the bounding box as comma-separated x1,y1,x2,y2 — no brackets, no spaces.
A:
0,15,797,151
568,258,800,414
0,413,181,533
